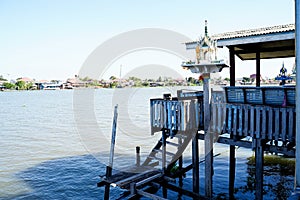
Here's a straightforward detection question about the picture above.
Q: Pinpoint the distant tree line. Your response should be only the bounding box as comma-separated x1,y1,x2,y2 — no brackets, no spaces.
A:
2,80,35,90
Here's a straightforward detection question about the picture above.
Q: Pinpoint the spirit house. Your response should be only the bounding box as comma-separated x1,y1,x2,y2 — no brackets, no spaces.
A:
182,20,228,73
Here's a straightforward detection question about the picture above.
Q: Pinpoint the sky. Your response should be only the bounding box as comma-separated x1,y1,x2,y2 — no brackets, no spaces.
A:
0,0,296,81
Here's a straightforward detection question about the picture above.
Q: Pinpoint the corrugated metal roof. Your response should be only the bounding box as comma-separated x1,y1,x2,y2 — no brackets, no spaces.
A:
213,24,295,40
185,24,295,44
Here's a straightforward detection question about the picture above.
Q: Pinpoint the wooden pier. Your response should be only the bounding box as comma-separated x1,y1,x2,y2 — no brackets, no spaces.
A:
98,86,296,199
98,85,296,199
98,23,297,199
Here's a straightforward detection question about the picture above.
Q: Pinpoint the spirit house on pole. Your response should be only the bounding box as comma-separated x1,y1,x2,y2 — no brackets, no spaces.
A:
182,20,229,73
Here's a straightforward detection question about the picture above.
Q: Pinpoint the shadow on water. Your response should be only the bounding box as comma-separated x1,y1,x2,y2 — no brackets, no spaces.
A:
11,154,126,200
10,153,295,200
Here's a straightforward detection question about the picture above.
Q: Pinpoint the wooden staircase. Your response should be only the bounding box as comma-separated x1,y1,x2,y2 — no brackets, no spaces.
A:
142,131,195,172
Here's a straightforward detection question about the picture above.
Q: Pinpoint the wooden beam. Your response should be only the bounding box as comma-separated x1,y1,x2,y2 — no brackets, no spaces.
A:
233,44,295,54
136,190,169,200
237,50,295,60
162,182,208,200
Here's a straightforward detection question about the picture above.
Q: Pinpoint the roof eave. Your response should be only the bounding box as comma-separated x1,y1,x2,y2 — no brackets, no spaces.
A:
216,31,295,48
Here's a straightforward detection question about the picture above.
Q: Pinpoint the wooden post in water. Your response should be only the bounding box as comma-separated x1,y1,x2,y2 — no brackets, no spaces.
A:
229,48,236,199
254,138,264,200
203,73,213,198
229,141,236,199
104,105,118,200
178,155,183,199
162,130,168,198
178,135,183,199
136,146,140,167
192,132,199,195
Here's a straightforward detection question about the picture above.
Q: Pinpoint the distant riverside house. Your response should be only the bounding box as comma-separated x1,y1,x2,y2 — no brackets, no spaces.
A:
0,80,7,85
17,77,34,83
35,80,63,90
66,77,86,88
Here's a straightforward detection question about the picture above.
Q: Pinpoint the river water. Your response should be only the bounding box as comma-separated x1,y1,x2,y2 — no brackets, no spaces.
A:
0,87,295,199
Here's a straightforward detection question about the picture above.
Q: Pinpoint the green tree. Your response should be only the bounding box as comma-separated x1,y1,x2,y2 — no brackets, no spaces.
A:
2,82,15,89
142,82,149,87
15,80,26,90
242,77,250,83
25,82,34,90
109,82,118,88
157,76,162,82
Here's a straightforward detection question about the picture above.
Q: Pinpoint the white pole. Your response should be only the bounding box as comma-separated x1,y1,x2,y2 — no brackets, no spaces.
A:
295,0,300,191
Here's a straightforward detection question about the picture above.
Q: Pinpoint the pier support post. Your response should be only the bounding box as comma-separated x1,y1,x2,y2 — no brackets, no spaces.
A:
162,130,168,198
178,136,183,199
136,146,140,167
104,166,112,200
254,138,264,200
256,51,261,87
228,47,236,199
229,137,236,199
203,74,213,198
192,132,200,195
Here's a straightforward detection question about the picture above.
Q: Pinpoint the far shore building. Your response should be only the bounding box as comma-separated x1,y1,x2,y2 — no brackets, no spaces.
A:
17,77,34,83
66,77,86,88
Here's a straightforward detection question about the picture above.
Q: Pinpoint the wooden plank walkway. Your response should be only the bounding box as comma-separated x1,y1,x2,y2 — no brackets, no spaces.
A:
98,166,162,189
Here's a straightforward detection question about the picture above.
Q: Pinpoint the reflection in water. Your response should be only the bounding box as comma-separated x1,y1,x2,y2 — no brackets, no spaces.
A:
8,150,296,199
235,155,295,200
